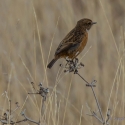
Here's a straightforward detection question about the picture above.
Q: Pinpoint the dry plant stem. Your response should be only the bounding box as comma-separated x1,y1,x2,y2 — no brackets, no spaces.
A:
11,105,20,115
9,100,11,116
87,112,102,123
106,109,111,124
28,83,49,122
76,72,90,85
0,119,26,125
0,111,39,125
90,84,104,124
41,73,67,122
16,78,40,113
79,105,83,125
76,72,105,124
14,95,29,125
0,102,40,125
21,111,40,125
27,93,46,117
41,98,45,116
32,2,48,87
62,74,73,125
99,0,120,57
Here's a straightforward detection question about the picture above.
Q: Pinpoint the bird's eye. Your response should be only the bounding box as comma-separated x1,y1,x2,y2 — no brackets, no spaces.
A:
87,22,91,25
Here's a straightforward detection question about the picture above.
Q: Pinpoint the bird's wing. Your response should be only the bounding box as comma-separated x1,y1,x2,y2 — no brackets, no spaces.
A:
55,42,80,55
55,28,76,55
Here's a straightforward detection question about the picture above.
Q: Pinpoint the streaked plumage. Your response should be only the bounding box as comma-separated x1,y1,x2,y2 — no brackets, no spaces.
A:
47,18,96,68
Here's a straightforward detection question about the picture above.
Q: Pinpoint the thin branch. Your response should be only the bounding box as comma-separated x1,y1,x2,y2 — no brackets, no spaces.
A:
28,82,49,117
61,58,108,124
21,110,40,125
0,118,26,124
86,103,103,123
76,72,105,124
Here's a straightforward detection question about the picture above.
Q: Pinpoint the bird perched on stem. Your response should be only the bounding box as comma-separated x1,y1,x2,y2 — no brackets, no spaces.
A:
47,18,96,69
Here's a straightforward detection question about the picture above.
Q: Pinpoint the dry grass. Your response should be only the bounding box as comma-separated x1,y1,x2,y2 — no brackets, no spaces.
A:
0,0,125,125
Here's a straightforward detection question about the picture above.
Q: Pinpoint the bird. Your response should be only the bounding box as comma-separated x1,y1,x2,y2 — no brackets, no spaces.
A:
47,18,96,69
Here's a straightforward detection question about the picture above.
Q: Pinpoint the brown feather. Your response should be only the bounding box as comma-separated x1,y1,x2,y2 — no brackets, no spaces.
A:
47,18,96,68
47,58,58,69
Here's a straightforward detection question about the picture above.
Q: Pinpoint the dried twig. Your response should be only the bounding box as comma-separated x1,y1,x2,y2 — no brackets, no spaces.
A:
28,82,49,115
0,100,40,125
0,101,25,125
21,109,40,125
61,58,111,125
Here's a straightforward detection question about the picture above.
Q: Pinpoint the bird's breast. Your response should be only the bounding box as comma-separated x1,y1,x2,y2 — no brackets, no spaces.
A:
78,32,88,52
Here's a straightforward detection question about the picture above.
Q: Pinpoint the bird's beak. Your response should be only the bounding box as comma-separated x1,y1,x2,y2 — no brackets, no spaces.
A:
91,22,97,25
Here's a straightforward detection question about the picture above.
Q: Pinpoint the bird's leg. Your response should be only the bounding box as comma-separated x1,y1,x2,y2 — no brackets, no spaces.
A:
65,57,70,67
66,58,73,66
72,58,78,68
74,58,79,64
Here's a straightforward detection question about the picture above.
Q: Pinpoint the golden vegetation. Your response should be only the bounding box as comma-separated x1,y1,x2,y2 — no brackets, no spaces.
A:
0,0,125,124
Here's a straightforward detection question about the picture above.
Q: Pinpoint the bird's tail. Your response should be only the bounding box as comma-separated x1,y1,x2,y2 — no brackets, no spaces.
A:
47,58,58,69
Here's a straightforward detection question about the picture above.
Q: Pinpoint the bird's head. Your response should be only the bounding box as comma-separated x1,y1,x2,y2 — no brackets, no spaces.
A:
77,18,96,30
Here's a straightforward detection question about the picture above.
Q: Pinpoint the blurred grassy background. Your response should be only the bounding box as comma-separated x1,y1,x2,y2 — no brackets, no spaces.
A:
0,0,125,124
